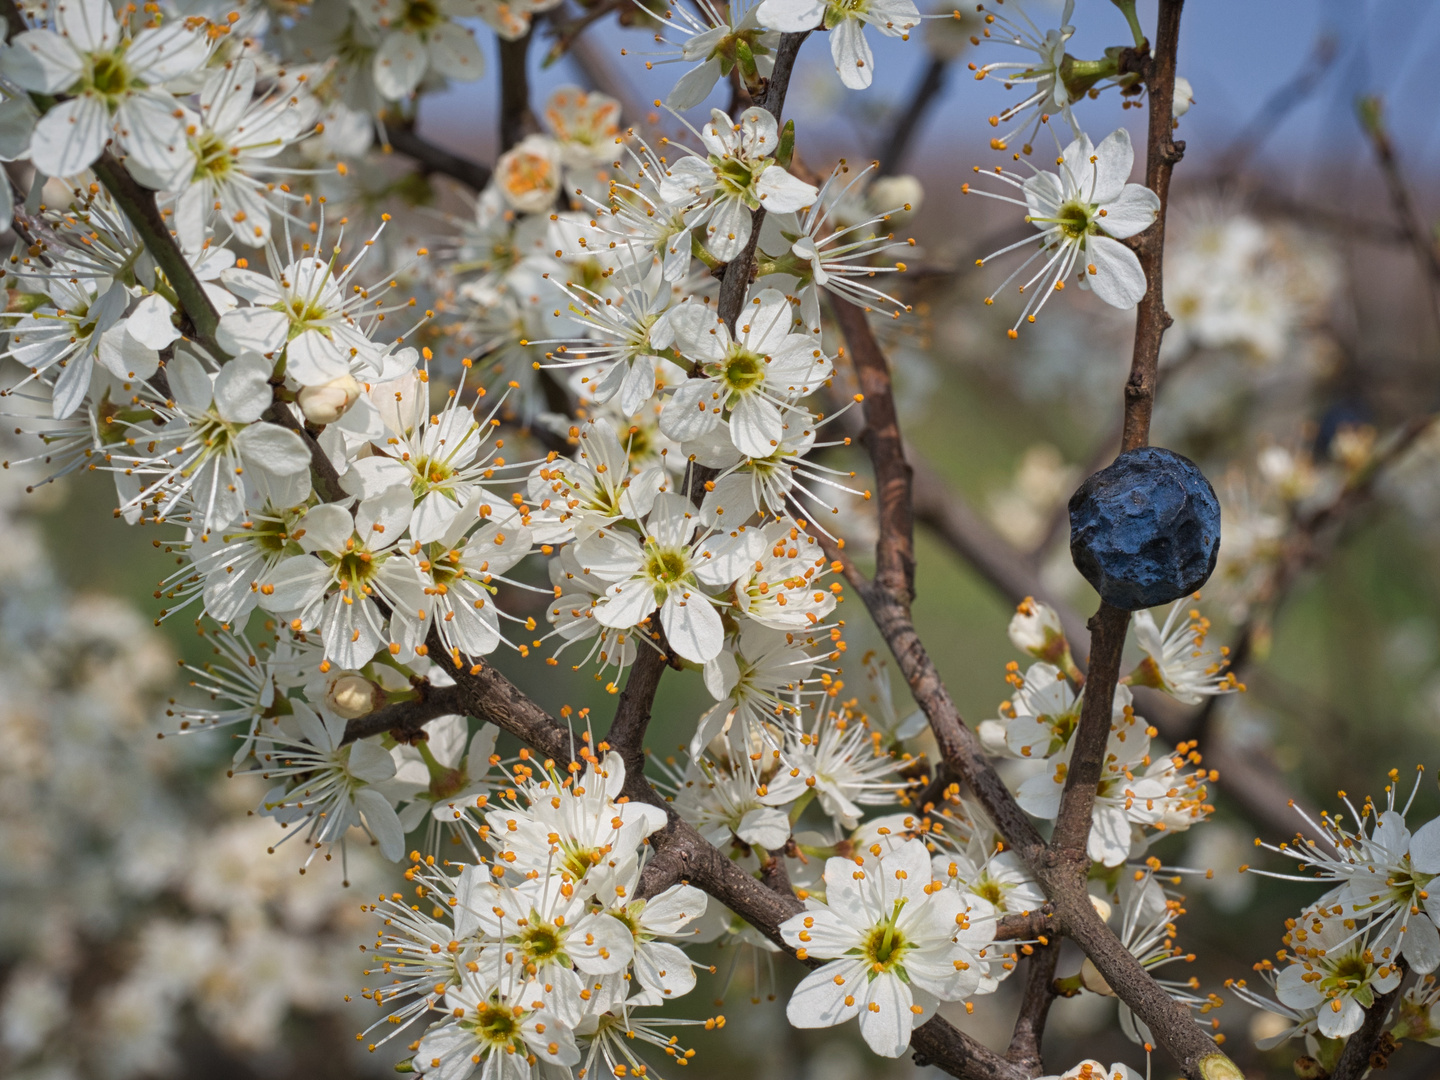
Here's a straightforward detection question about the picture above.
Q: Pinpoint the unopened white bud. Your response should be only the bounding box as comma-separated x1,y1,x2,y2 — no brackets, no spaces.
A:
1008,597,1067,662
1088,894,1113,923
495,135,563,214
298,375,361,425
1172,77,1195,119
327,673,380,719
869,175,923,216
1079,957,1115,996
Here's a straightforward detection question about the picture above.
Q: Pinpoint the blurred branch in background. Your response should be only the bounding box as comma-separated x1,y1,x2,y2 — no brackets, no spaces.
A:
1356,94,1440,331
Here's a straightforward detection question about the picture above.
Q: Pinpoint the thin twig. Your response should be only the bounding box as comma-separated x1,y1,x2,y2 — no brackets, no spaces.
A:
875,56,950,177
1050,0,1189,864
91,152,223,358
715,31,809,333
1005,938,1061,1077
1047,603,1130,862
342,682,468,744
1211,34,1337,176
500,28,539,153
605,644,669,779
1356,95,1440,331
383,121,492,191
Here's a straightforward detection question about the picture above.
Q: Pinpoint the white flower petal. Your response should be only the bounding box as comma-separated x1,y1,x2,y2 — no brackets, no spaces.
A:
28,95,108,177
1083,233,1148,309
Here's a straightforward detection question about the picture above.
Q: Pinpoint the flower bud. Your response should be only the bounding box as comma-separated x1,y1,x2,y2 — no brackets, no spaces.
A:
494,135,563,214
326,673,381,719
1007,598,1068,664
1079,957,1114,997
869,175,923,217
298,375,361,425
1172,77,1195,119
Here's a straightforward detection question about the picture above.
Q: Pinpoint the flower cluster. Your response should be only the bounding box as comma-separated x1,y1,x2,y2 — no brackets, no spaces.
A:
359,750,720,1078
1229,771,1440,1061
3,0,1402,1076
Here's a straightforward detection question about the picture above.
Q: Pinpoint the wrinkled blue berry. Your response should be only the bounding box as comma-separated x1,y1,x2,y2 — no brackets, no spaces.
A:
1068,446,1220,611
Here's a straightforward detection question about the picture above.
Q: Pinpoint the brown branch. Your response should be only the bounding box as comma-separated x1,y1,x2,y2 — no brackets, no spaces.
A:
605,645,668,776
1046,603,1130,862
1357,96,1440,328
444,657,578,766
1116,10,1186,454
759,846,794,897
91,152,223,358
342,682,468,744
499,28,538,153
833,297,915,601
715,31,809,333
828,303,1043,858
995,907,1057,943
383,121,491,191
1005,938,1061,1077
909,1021,1028,1080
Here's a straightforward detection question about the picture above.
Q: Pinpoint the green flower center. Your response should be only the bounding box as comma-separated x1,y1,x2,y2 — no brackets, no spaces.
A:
823,0,867,28
973,878,1006,906
720,348,766,393
192,130,234,183
188,413,239,463
326,546,380,590
558,841,603,880
859,900,909,976
713,156,762,203
1056,200,1094,240
401,0,442,31
644,544,691,591
517,922,564,964
86,51,135,103
466,1001,520,1046
412,455,456,495
427,547,465,587
286,295,331,325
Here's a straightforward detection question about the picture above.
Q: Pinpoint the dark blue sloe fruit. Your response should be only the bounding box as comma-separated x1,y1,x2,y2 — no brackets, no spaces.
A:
1068,446,1220,611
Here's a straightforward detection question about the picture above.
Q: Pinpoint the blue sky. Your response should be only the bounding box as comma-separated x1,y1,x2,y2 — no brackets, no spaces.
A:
417,1,1440,179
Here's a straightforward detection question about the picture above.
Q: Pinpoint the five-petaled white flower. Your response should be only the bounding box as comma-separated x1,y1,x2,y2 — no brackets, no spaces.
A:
757,0,921,90
967,128,1160,335
1,0,210,180
780,836,999,1057
662,288,832,458
350,0,486,100
662,107,818,262
1129,600,1243,705
573,492,763,663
